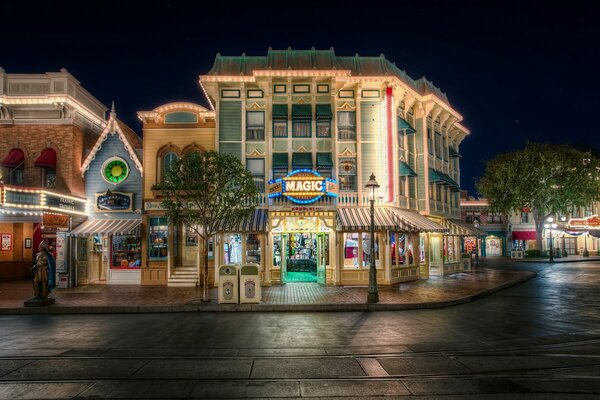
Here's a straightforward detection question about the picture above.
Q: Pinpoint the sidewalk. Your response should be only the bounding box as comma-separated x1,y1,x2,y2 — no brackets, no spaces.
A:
521,255,600,263
0,266,535,314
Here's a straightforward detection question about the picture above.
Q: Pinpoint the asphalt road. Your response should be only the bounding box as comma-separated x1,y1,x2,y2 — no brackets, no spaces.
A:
0,260,599,399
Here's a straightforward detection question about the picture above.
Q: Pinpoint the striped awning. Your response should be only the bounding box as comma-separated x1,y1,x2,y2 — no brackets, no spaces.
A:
70,219,141,236
441,218,484,236
220,208,268,232
336,207,416,232
391,209,449,233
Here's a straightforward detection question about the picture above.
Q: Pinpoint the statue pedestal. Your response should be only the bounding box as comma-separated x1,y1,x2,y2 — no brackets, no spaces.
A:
24,297,55,307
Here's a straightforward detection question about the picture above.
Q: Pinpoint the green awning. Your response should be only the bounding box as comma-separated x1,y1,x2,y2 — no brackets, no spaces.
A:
429,168,445,183
272,104,288,119
449,147,461,158
292,104,312,119
272,153,288,168
399,161,417,177
443,173,459,188
316,104,332,119
316,152,333,168
292,152,313,169
397,117,416,134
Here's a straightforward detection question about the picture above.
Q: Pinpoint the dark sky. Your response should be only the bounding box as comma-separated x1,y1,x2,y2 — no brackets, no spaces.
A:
3,0,599,195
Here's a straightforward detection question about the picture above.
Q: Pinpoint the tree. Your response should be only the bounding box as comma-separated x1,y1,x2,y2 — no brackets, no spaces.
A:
154,151,258,301
477,142,600,250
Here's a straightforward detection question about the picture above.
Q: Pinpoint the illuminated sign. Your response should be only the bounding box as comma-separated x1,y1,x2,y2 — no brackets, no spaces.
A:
569,215,600,229
268,169,338,204
95,191,132,212
0,186,87,216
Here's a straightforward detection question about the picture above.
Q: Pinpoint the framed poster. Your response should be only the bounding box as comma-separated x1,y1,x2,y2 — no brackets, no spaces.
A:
24,238,32,249
1,233,12,251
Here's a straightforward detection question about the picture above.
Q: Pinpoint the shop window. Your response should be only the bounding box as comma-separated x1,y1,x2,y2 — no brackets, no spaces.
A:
273,119,287,138
337,111,356,140
273,234,283,268
361,233,379,268
443,236,459,263
224,233,242,264
246,111,265,140
246,233,261,264
162,151,178,182
420,235,426,263
343,232,359,268
112,236,141,269
316,120,331,137
429,236,442,264
339,158,357,191
292,120,311,137
246,158,265,192
149,217,169,259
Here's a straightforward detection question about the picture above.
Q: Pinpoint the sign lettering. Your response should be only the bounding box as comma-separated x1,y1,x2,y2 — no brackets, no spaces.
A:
268,169,338,204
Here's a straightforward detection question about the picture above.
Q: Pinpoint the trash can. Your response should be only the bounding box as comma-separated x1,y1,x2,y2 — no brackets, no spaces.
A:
218,264,239,304
461,253,472,271
239,263,261,304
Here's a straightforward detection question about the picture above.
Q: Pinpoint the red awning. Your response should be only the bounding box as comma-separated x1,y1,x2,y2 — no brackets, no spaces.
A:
1,148,24,168
512,231,537,240
34,148,56,168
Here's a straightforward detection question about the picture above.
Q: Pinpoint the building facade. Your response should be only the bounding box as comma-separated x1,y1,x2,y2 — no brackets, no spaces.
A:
460,194,508,257
0,68,105,281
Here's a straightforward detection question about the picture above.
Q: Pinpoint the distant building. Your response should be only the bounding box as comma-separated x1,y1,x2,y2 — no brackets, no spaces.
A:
460,192,509,256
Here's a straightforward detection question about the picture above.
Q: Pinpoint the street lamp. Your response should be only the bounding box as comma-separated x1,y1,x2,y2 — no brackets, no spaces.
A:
365,173,380,304
473,219,480,267
560,216,567,257
544,217,558,262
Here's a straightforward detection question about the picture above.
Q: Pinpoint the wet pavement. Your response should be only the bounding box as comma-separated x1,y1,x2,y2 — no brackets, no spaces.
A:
0,265,533,313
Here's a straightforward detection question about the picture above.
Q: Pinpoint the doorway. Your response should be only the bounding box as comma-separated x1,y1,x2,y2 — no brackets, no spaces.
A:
273,232,328,284
485,237,502,256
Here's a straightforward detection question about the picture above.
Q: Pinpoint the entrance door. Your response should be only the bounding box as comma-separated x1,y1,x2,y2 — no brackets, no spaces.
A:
564,237,577,255
316,233,327,284
76,237,89,286
281,234,287,284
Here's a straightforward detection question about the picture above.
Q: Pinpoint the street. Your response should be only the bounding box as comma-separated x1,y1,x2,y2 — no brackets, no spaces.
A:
1,260,599,399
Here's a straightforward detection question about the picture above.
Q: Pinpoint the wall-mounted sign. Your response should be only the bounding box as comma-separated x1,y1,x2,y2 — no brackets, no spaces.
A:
1,187,87,216
96,191,133,212
56,232,67,273
569,215,600,229
268,169,338,204
42,213,69,229
1,233,12,251
45,193,87,215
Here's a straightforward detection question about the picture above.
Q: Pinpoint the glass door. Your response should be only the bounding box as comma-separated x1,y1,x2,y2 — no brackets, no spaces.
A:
316,233,328,284
281,233,288,284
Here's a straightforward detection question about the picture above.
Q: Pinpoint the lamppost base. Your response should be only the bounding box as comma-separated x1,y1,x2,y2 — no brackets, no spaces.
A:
583,249,589,257
367,292,379,304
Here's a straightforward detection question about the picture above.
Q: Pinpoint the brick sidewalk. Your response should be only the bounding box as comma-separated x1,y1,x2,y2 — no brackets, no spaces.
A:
0,267,534,313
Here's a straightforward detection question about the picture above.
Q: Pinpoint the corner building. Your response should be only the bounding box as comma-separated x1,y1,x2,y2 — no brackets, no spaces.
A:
198,48,475,287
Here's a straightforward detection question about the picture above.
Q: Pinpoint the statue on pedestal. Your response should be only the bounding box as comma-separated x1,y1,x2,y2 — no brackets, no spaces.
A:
24,241,56,307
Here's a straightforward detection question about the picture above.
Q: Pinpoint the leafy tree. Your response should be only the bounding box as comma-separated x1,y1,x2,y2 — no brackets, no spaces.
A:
154,151,258,301
477,142,600,250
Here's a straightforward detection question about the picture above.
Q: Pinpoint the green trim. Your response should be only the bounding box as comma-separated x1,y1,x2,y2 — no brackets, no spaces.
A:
429,168,445,183
397,117,416,134
399,161,417,177
292,104,312,119
316,152,333,168
247,89,263,98
339,89,354,98
316,104,332,119
273,84,286,94
292,152,313,169
272,153,288,168
272,104,288,118
317,84,329,94
221,89,240,98
293,84,310,94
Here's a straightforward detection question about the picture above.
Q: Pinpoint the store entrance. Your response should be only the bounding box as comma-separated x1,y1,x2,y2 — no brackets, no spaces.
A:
273,232,328,284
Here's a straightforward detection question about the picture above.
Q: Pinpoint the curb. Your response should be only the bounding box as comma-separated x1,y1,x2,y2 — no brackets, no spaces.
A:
521,258,600,264
0,271,537,315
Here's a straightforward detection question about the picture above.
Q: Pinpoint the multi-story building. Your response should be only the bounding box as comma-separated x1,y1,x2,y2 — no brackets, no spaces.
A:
0,68,105,280
460,193,508,256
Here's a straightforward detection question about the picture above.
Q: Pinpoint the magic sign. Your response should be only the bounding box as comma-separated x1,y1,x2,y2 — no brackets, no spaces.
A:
268,169,338,204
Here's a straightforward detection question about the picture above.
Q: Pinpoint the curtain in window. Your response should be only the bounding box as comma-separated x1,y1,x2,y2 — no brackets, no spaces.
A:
338,111,356,126
293,121,310,137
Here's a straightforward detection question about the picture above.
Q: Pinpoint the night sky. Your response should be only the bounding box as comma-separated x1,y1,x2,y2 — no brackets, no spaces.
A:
3,0,599,195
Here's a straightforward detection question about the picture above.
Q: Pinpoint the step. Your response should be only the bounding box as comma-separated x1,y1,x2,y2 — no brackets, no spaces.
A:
172,271,198,276
168,277,198,283
167,281,197,287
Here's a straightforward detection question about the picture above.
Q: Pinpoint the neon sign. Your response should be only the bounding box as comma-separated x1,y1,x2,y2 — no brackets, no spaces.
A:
268,169,338,204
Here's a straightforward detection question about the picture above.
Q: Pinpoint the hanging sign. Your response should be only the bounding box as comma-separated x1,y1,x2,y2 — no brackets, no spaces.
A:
569,215,600,229
268,169,338,204
95,191,133,212
42,213,69,229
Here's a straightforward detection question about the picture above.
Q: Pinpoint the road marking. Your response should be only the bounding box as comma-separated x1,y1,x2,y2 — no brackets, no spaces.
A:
358,358,389,376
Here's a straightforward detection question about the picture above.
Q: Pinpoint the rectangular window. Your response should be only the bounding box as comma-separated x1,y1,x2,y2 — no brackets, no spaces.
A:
408,176,416,199
520,212,529,223
435,132,442,159
337,111,356,140
273,167,287,180
343,232,359,268
429,183,434,199
361,232,379,268
465,211,474,223
442,136,448,161
436,184,442,201
246,233,261,264
112,236,141,269
273,120,287,138
43,167,56,188
292,120,311,137
246,111,265,140
428,128,434,155
474,212,481,223
339,158,357,191
246,158,265,192
149,217,169,260
224,233,242,264
399,176,406,196
316,120,331,137
317,167,332,178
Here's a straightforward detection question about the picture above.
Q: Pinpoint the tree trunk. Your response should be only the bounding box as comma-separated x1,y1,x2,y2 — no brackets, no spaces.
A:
203,239,210,302
533,209,544,251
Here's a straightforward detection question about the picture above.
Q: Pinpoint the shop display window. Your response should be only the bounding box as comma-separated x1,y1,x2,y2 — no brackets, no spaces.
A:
420,235,425,263
361,233,379,267
224,233,242,264
149,217,168,259
343,232,359,268
246,233,261,264
112,235,141,269
429,236,442,264
273,234,283,268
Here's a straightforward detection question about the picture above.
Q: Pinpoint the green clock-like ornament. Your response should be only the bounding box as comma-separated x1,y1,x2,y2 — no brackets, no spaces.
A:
103,158,129,184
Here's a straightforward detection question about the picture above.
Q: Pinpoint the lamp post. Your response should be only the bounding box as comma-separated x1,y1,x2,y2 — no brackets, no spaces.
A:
544,217,558,262
560,216,567,257
365,173,380,304
473,220,480,267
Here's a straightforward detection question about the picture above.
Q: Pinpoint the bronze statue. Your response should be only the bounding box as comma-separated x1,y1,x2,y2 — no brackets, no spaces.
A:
25,241,56,307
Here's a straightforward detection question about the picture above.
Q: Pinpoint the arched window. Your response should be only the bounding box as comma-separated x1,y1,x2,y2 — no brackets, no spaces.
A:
162,151,178,182
1,148,25,185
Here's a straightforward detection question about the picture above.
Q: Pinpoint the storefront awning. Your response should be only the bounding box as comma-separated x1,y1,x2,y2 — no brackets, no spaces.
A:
337,207,414,231
441,219,485,236
391,209,449,233
292,152,312,169
34,148,56,168
1,148,24,168
291,104,312,119
220,208,268,232
512,231,537,240
397,117,416,134
272,104,288,119
441,172,460,189
399,161,417,177
316,152,333,168
316,104,332,119
272,153,288,168
70,219,141,236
